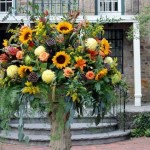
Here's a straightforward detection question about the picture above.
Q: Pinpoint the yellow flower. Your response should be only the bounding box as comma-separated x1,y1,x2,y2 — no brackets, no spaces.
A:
100,38,111,55
71,93,79,102
85,38,98,50
7,65,18,78
34,46,46,56
3,39,8,47
52,51,71,69
42,70,55,84
18,65,32,78
95,69,108,80
56,22,73,34
25,81,32,87
22,82,40,94
19,26,32,44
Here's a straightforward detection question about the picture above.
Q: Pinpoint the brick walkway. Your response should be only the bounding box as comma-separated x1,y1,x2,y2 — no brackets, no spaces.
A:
0,137,150,150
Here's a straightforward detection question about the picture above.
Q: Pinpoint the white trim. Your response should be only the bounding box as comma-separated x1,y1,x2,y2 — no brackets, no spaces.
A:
133,22,142,106
0,15,136,23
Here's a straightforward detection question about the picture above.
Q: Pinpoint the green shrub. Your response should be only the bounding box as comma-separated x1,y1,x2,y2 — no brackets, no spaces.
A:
131,113,150,137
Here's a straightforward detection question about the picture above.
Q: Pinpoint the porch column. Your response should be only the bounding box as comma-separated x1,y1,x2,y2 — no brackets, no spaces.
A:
133,22,142,106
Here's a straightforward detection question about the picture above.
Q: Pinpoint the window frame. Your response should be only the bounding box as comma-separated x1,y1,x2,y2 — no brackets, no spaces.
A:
0,0,15,13
97,0,121,15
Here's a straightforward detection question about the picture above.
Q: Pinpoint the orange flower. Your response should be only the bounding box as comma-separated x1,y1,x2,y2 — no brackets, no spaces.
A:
87,50,98,60
86,71,95,80
39,52,49,62
95,69,108,80
99,50,105,58
63,67,74,78
16,51,23,60
75,58,86,70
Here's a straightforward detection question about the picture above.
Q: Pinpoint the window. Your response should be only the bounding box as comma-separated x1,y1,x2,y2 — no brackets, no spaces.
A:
33,0,79,15
98,0,121,14
98,29,123,73
0,0,12,12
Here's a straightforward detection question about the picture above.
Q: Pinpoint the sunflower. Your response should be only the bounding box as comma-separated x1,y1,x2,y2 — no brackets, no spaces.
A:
95,68,108,80
52,51,71,69
56,22,73,34
18,65,32,78
19,27,32,44
100,38,111,55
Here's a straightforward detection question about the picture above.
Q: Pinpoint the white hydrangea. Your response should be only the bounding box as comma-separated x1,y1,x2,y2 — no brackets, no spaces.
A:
7,65,18,78
104,57,113,65
85,38,98,50
42,70,55,84
34,46,46,56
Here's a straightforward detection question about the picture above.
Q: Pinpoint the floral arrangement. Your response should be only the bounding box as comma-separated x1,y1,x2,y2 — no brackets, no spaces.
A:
0,10,126,133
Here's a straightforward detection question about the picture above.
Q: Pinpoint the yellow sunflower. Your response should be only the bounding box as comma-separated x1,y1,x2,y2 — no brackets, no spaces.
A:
95,68,108,80
56,22,73,34
100,38,111,55
52,51,71,69
18,65,32,78
19,27,32,44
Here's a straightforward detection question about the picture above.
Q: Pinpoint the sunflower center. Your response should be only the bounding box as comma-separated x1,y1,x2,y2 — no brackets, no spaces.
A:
24,32,30,40
56,55,65,64
60,27,69,31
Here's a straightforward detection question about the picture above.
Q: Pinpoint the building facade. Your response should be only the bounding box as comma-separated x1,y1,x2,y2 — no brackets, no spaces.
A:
0,0,150,105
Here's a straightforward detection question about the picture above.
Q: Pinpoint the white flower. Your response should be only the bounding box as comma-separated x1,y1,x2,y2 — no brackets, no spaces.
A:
7,65,18,78
34,46,46,56
104,57,113,65
42,70,55,84
85,38,98,50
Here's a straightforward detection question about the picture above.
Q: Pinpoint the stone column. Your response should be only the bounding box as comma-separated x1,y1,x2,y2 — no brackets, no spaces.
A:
133,21,142,106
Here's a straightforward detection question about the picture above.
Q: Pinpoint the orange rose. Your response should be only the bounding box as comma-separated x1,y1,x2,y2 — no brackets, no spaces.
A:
39,52,49,62
85,71,95,80
63,67,74,78
16,51,23,60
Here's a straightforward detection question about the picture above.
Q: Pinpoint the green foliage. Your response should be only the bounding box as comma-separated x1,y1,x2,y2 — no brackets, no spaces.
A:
0,84,21,129
127,6,150,40
131,113,150,137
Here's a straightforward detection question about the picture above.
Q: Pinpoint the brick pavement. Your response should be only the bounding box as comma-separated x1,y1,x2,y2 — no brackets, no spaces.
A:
0,137,150,150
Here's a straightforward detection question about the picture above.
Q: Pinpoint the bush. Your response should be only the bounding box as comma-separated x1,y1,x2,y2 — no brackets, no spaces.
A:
131,113,150,137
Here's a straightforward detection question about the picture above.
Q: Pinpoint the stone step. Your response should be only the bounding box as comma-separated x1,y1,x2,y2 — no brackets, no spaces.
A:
10,116,117,124
0,130,130,146
8,122,118,135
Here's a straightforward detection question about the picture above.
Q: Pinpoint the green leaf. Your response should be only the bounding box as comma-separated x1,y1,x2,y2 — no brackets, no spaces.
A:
24,136,30,144
95,82,101,92
40,63,47,69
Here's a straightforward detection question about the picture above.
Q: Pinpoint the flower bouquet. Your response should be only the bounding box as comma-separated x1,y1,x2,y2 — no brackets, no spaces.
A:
0,10,126,150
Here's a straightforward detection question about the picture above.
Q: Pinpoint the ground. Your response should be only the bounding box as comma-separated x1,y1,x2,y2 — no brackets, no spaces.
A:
0,137,150,150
